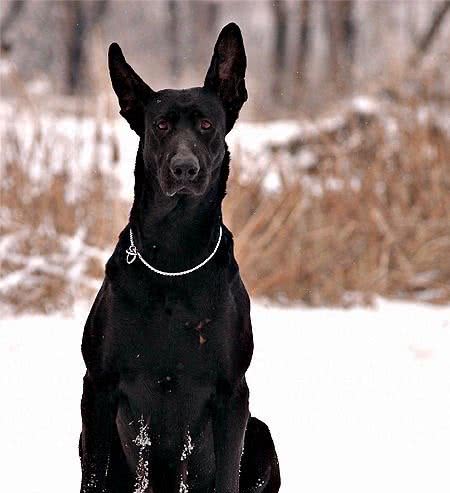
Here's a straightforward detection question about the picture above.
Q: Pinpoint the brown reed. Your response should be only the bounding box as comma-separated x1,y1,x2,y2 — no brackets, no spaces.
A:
1,97,449,314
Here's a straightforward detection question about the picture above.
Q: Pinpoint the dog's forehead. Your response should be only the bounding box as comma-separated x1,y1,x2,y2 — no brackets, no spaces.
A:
149,88,223,116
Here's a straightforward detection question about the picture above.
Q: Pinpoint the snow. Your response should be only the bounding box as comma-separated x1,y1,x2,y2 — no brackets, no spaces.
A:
1,300,450,492
250,301,450,493
133,416,152,493
3,94,449,203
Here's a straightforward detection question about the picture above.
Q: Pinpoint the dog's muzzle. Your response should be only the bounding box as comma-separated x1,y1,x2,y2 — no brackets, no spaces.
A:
169,155,200,183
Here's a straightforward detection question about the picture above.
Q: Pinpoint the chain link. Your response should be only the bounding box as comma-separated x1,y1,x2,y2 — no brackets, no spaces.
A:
127,226,223,277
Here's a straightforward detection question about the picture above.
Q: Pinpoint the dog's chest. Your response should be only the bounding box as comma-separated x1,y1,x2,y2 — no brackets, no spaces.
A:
115,285,232,394
122,311,216,374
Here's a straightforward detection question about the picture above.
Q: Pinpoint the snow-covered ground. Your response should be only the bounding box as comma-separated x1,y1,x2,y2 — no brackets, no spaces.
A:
1,300,450,492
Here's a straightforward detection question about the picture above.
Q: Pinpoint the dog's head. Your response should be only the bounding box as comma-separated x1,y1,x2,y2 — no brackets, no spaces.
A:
108,23,247,198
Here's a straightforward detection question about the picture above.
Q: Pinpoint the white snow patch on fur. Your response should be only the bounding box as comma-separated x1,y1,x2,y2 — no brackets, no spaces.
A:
133,415,152,493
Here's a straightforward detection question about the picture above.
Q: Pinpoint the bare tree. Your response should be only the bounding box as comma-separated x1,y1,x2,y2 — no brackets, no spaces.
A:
410,0,450,66
167,0,181,84
293,0,311,103
0,0,25,53
60,0,109,95
63,2,87,94
272,0,289,103
189,0,220,73
324,0,355,93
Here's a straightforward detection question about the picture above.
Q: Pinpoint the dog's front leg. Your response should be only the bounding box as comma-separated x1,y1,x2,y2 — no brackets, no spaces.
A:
213,379,250,493
80,372,118,493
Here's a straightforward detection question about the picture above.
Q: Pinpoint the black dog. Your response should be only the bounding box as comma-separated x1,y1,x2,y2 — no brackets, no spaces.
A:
80,23,280,493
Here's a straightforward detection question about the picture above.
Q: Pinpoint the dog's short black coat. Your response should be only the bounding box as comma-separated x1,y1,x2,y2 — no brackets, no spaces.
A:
79,23,280,493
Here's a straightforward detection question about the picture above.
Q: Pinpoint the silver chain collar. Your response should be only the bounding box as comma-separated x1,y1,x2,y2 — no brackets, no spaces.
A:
125,225,223,277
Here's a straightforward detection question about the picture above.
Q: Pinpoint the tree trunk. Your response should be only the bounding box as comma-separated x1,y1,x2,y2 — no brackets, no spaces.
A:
324,0,355,94
167,0,181,84
0,0,26,53
61,0,109,95
410,0,450,66
272,0,289,103
293,0,311,103
189,0,220,72
65,2,87,95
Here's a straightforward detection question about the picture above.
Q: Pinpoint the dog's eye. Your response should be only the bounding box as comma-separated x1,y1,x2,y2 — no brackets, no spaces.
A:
200,119,212,130
156,119,170,131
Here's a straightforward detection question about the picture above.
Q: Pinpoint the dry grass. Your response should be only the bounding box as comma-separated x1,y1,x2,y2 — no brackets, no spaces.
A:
0,118,128,314
225,103,450,306
1,94,449,314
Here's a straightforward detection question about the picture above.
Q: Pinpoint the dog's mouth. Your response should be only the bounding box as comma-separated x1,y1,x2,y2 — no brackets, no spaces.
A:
162,175,209,198
165,185,201,197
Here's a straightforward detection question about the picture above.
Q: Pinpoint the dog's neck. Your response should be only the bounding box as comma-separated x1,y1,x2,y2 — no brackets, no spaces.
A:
127,143,228,271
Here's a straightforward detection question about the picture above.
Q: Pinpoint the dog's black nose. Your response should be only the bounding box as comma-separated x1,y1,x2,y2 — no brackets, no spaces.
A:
170,158,200,182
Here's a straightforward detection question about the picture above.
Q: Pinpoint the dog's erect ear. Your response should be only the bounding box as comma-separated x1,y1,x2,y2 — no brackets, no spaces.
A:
204,23,248,132
108,43,154,135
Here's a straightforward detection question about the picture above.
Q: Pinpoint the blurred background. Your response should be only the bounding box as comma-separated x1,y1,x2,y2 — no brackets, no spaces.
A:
1,0,449,313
